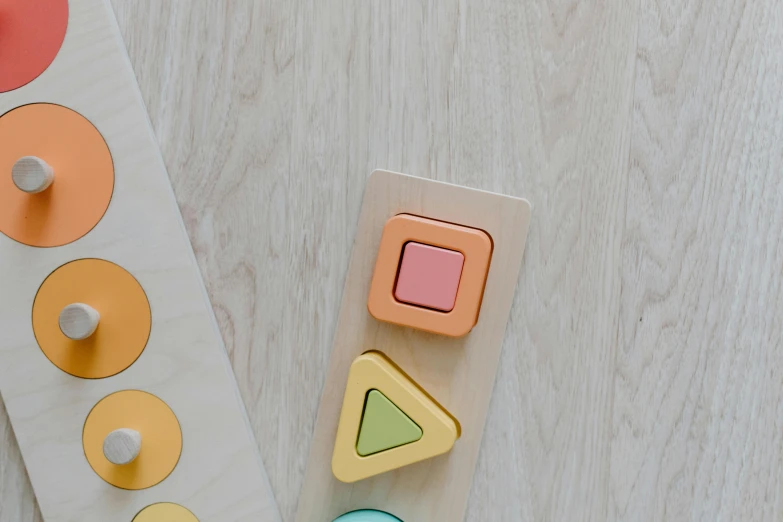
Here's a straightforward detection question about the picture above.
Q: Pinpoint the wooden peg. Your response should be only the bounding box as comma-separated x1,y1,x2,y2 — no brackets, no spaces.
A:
58,303,100,340
103,428,142,465
11,156,54,194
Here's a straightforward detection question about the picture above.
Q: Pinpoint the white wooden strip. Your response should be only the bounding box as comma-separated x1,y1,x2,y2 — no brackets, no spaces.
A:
0,1,281,521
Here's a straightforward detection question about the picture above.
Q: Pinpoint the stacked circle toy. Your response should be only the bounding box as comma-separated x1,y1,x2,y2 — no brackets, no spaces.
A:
0,0,279,521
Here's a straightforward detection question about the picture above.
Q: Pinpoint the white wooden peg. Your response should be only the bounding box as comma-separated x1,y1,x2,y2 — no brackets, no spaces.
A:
58,303,100,340
11,156,54,194
103,428,142,465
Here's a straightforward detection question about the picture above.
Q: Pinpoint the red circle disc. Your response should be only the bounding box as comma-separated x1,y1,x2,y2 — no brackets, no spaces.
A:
0,0,69,92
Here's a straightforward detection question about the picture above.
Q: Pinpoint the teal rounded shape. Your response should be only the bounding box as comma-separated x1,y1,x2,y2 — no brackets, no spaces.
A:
332,510,403,522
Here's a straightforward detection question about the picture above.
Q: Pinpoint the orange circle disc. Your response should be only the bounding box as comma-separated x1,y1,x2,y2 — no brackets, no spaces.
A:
0,103,114,247
0,0,69,92
32,259,151,379
83,390,183,490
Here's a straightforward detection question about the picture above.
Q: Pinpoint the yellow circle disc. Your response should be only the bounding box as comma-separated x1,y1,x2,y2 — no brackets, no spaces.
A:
133,503,199,522
83,390,183,490
32,259,151,379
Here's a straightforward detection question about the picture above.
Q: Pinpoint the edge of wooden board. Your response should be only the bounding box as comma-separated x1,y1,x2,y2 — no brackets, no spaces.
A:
296,169,531,522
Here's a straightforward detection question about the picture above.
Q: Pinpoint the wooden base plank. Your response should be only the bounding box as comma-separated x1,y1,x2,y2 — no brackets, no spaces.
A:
296,170,531,522
0,0,281,521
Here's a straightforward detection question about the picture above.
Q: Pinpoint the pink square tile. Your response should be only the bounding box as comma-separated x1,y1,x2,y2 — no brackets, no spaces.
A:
394,242,465,312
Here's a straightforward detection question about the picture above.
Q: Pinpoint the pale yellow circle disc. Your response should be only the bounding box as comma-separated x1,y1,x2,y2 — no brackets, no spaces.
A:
83,390,182,490
133,503,199,522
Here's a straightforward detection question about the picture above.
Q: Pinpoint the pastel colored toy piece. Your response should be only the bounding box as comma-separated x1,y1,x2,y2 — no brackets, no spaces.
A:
367,214,492,337
82,390,183,490
296,170,531,522
32,259,151,379
0,0,69,92
332,510,403,522
331,351,460,483
133,503,199,522
356,390,422,456
394,242,464,312
0,103,115,247
0,0,280,519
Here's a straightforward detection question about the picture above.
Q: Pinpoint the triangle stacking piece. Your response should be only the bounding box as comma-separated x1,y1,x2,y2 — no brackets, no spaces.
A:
357,390,423,456
331,351,460,483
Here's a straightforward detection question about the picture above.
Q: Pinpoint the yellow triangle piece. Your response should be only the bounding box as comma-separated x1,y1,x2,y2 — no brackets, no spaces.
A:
331,351,460,483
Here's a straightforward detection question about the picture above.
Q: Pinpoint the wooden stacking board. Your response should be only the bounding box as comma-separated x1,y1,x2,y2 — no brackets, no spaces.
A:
0,1,281,521
296,170,531,522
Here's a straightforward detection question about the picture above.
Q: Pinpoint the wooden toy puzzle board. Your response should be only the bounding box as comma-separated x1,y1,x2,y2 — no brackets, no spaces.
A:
0,0,281,521
296,170,531,522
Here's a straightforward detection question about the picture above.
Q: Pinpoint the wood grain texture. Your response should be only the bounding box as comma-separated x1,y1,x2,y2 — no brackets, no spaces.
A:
58,303,100,341
11,156,54,194
611,0,783,520
2,0,782,521
102,428,142,466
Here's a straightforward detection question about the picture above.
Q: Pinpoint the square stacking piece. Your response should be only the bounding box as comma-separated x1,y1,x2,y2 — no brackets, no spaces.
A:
368,214,493,337
394,243,464,312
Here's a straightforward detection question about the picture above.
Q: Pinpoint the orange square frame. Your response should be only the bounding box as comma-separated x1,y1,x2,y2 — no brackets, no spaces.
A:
367,214,493,337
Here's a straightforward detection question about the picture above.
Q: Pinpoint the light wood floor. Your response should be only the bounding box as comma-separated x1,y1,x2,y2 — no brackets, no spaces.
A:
2,0,783,521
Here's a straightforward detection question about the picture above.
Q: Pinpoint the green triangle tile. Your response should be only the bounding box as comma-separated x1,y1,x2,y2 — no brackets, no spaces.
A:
356,390,423,456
